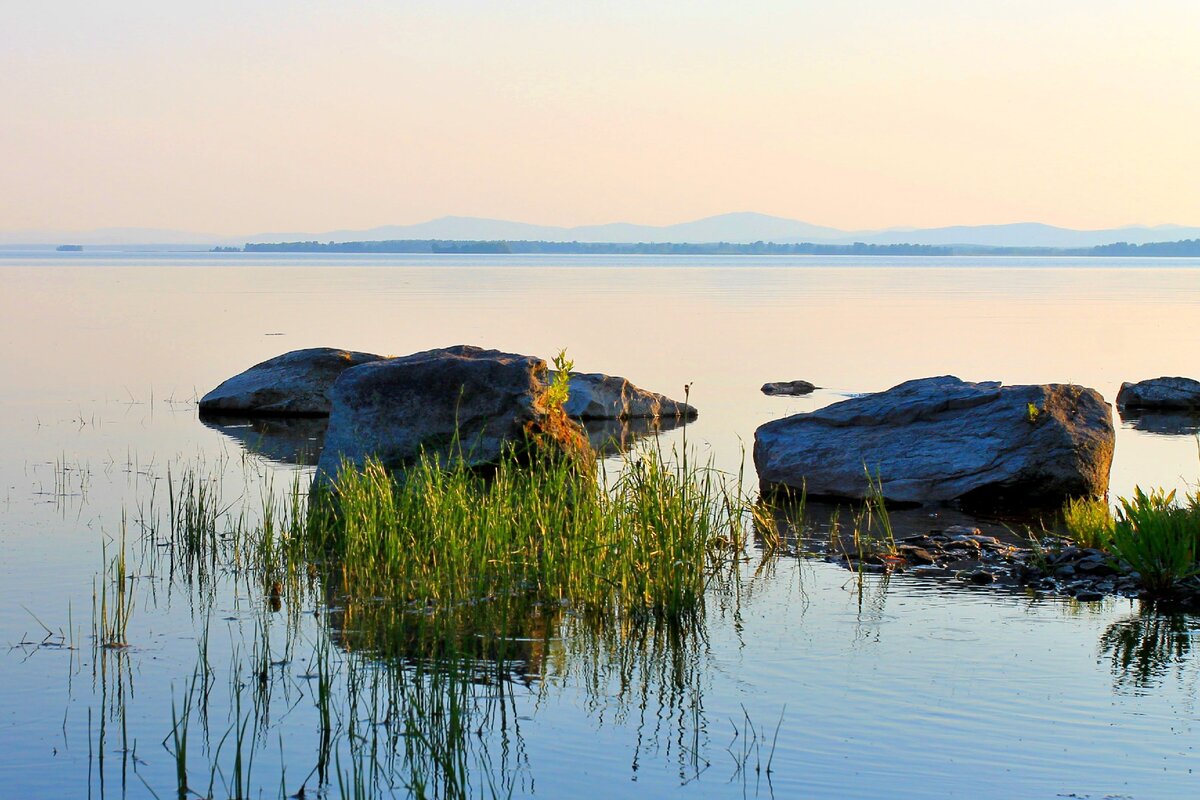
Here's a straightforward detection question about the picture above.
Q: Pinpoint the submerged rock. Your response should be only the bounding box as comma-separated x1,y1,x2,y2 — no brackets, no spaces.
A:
199,348,384,416
316,345,587,477
753,376,1114,508
559,372,696,420
761,380,817,396
1116,376,1200,410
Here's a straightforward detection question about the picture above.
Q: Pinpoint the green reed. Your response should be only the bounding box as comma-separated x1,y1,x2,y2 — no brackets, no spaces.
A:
94,518,134,649
860,467,896,557
1061,486,1200,596
1111,487,1200,595
306,445,745,634
1062,496,1116,550
123,439,757,797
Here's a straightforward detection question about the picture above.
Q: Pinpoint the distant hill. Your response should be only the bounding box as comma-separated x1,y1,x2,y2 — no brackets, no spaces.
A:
246,215,1200,248
248,212,848,247
6,213,1200,249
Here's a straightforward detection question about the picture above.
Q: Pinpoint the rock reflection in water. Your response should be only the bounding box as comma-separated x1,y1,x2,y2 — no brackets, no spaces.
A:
1117,408,1200,436
582,414,689,457
200,412,327,465
762,496,1032,553
200,412,684,467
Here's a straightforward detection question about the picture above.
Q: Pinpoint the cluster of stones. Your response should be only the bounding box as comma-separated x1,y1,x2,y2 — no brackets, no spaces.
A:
829,526,1020,579
1009,545,1147,603
755,373,1199,603
832,528,1144,602
199,346,696,478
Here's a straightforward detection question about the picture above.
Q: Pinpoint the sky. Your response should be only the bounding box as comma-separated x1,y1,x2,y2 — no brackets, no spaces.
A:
3,1,1199,235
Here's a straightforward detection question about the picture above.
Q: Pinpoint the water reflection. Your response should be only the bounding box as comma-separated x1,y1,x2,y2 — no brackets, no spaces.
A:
313,585,721,795
1099,606,1200,690
200,412,327,464
585,415,688,457
1118,408,1200,437
200,412,687,466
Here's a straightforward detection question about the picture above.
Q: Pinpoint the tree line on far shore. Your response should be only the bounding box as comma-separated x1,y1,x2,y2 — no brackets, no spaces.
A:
229,238,1200,257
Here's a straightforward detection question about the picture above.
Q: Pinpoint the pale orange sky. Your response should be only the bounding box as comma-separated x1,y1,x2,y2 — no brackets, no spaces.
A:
3,1,1199,234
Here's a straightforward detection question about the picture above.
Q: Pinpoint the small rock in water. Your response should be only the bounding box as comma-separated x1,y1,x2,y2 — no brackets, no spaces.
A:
761,380,818,396
965,570,995,585
1075,556,1115,575
896,544,936,565
1116,376,1200,410
1051,547,1085,565
1074,590,1105,602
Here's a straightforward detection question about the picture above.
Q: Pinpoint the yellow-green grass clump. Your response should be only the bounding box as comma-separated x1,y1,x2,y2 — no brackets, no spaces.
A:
1063,487,1200,596
306,446,746,638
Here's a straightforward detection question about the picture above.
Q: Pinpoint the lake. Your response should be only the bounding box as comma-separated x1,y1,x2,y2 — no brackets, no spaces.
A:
1,252,1198,798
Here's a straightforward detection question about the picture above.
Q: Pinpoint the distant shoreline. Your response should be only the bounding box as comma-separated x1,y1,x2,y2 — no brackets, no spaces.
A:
237,238,1200,257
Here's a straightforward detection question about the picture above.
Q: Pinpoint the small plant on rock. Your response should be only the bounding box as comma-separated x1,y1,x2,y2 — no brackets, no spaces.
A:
543,348,574,413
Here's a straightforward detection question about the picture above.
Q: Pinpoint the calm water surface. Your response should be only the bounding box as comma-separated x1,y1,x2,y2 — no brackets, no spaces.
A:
1,253,1198,798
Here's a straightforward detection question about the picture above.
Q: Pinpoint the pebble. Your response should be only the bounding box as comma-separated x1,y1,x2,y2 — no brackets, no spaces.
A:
896,545,936,565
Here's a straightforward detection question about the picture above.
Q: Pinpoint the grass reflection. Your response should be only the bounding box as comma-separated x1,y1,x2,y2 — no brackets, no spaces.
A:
87,441,758,798
1100,606,1200,690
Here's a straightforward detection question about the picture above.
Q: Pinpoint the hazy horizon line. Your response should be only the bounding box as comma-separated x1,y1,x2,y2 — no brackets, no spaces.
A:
3,211,1200,243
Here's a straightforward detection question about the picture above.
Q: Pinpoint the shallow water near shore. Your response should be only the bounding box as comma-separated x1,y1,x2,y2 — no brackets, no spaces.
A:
1,253,1199,797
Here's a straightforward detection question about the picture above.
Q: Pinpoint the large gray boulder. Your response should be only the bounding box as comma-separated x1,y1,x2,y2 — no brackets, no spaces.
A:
559,372,696,420
199,348,384,416
754,376,1114,508
317,345,587,477
1116,377,1200,410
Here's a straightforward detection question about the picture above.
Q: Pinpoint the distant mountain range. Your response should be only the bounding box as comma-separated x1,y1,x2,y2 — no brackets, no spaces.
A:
5,212,1200,249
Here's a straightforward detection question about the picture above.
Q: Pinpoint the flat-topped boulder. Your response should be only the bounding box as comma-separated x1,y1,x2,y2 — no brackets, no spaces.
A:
560,372,696,420
754,376,1114,508
761,380,817,396
1116,377,1200,410
199,348,384,416
316,345,587,477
